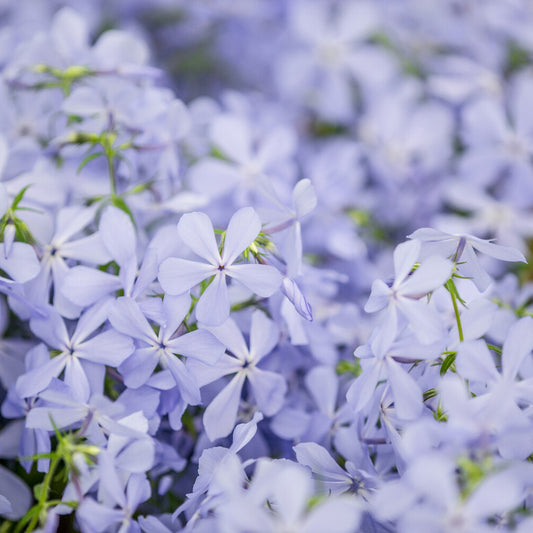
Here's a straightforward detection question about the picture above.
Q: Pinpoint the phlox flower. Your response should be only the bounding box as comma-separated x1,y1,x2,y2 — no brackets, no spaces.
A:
216,458,361,533
188,112,296,201
109,294,225,405
158,206,281,326
188,310,286,441
365,239,452,356
16,300,133,401
409,227,526,291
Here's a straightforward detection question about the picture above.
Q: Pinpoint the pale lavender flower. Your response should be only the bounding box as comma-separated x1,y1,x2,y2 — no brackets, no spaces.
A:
109,294,225,404
158,207,281,326
188,310,285,441
409,227,526,291
365,239,452,355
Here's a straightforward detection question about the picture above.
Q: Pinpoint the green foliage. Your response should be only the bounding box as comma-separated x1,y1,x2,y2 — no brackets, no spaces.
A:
336,359,362,377
16,420,100,533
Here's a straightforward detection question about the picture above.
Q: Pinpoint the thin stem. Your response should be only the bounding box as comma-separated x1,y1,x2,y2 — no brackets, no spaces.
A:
450,289,464,342
105,150,116,196
25,454,61,532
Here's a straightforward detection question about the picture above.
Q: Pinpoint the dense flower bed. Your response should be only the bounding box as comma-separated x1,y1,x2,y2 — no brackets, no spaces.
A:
2,1,533,532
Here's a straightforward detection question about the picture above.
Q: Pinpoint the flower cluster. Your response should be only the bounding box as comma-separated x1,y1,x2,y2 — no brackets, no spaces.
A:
1,1,533,532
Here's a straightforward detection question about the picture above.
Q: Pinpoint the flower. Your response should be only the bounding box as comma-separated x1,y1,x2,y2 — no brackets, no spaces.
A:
158,206,281,326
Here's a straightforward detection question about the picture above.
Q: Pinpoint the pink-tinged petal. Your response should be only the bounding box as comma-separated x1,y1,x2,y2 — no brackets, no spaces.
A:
196,273,230,326
16,354,67,398
30,306,69,349
502,316,533,381
108,297,156,344
99,206,136,266
210,114,252,164
393,240,420,285
166,329,225,365
0,243,40,283
247,367,286,416
386,358,423,420
165,354,201,405
292,179,317,219
456,340,499,384
76,330,134,366
158,257,215,295
177,211,220,265
222,207,262,265
400,256,452,297
249,310,279,363
188,158,241,198
364,279,391,313
61,266,121,306
203,372,246,441
228,263,281,297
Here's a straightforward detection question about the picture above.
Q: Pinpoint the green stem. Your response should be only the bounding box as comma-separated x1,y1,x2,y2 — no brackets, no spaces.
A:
105,150,116,196
450,289,464,342
25,455,61,533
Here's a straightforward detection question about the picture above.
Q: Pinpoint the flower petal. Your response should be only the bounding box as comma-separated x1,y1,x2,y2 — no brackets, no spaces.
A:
158,257,215,295
222,207,261,265
177,211,220,265
228,263,281,297
196,273,230,326
203,372,246,441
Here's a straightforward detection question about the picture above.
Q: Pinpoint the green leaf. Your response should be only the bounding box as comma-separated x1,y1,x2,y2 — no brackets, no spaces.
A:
77,152,104,174
13,506,39,533
110,196,135,225
11,185,32,210
13,218,35,244
33,482,45,501
423,388,438,401
336,359,362,377
440,352,457,376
